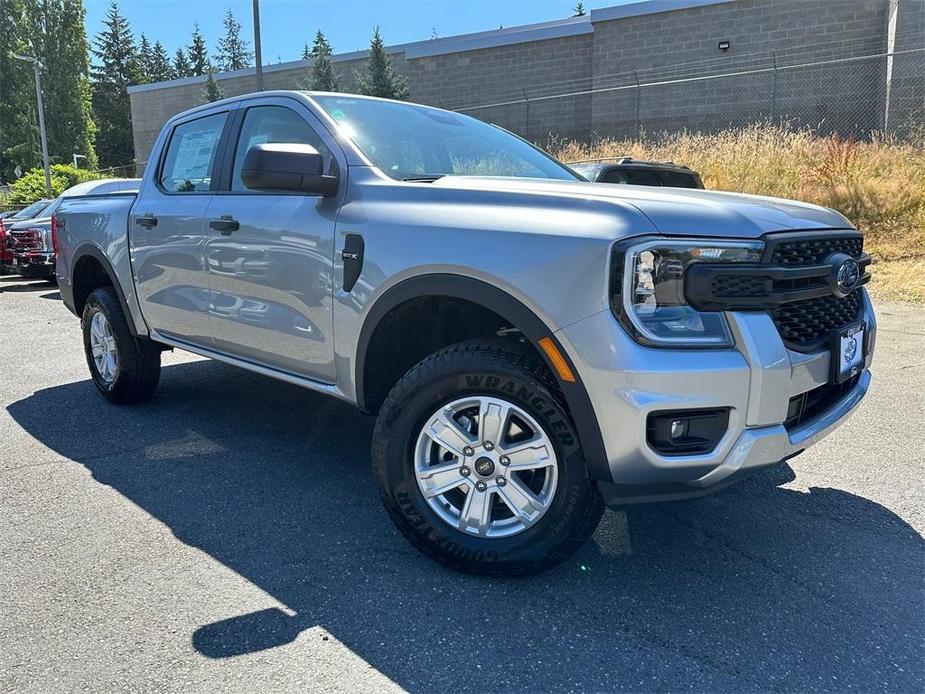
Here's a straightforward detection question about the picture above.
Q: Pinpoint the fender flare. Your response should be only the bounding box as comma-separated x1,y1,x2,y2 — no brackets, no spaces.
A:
355,274,612,482
67,244,140,337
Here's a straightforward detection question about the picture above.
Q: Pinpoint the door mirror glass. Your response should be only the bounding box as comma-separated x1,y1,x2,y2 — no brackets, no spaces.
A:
241,143,338,196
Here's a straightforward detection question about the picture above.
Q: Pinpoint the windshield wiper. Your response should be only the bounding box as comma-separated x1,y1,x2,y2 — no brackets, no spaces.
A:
401,175,445,183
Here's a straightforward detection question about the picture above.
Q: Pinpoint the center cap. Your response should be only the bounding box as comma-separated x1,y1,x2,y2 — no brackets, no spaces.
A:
474,456,495,477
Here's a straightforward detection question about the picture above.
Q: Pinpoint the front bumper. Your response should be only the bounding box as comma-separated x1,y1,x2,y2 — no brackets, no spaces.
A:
557,289,875,505
12,251,55,275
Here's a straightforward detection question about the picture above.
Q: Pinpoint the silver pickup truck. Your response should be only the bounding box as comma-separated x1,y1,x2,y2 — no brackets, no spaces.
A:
56,91,875,575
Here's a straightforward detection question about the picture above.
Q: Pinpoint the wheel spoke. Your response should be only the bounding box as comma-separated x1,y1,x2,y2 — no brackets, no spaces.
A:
425,411,474,457
502,439,555,472
497,477,545,522
418,461,468,498
459,487,492,535
478,399,511,447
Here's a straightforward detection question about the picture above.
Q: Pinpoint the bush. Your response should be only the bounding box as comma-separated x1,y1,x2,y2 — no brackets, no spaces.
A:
3,164,101,208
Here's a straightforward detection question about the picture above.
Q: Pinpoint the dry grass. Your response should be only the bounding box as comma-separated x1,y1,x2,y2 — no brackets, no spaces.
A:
553,124,925,303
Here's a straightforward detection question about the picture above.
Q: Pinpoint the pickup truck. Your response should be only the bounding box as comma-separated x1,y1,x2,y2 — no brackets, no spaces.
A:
55,91,875,576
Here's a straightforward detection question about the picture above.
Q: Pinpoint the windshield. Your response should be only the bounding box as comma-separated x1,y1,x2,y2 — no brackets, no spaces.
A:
12,199,51,219
312,95,580,182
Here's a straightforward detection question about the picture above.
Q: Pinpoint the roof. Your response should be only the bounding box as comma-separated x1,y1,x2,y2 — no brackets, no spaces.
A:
127,0,734,95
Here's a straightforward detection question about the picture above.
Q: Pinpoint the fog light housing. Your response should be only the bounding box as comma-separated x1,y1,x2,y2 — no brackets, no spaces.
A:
647,408,730,456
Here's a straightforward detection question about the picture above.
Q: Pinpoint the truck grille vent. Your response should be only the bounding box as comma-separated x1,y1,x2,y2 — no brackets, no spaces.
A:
711,274,771,297
769,236,862,266
785,373,861,431
770,290,862,351
9,229,42,251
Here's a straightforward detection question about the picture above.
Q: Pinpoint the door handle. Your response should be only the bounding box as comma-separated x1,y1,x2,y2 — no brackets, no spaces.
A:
209,215,240,235
136,214,158,229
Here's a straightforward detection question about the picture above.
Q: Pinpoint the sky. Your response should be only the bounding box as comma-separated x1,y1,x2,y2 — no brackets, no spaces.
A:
84,0,630,65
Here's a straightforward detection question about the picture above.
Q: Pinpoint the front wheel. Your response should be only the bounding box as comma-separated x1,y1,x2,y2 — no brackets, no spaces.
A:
373,340,604,576
82,287,161,404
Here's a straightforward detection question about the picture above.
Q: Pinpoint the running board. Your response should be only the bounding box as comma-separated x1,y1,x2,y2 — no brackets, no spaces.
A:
149,330,352,404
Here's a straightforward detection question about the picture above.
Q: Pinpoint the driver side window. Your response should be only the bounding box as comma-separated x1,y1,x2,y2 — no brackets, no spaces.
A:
231,106,331,192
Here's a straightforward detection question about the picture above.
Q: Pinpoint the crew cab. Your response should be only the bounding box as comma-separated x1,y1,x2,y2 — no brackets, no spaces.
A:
55,92,875,575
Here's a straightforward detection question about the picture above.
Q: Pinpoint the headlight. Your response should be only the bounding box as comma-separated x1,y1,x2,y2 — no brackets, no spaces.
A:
612,237,764,347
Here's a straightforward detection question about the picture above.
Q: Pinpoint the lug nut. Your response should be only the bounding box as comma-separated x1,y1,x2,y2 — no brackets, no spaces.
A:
483,441,494,451
463,446,474,456
499,455,510,466
497,477,507,486
475,481,487,492
460,466,471,477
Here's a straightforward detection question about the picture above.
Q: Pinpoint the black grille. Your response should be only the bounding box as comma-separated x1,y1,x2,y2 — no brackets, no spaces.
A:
785,374,861,431
711,274,771,298
769,236,863,266
770,291,862,351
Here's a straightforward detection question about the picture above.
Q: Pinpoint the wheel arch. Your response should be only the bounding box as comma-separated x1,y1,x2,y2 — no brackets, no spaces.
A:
355,273,611,482
68,245,139,337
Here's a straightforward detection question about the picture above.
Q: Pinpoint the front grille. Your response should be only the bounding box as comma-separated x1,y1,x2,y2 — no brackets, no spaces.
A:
771,291,862,351
769,236,863,266
711,274,770,298
9,229,42,251
785,374,860,431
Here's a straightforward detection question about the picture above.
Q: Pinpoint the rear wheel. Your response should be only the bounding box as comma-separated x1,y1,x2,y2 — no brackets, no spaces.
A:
373,340,604,576
82,287,161,404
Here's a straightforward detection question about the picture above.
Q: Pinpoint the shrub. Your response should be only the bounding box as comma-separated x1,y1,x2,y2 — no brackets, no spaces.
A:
4,164,101,208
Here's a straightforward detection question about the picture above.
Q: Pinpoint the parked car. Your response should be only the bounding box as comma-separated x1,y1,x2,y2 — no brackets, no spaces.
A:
1,199,53,274
571,158,705,189
7,179,139,283
55,91,873,576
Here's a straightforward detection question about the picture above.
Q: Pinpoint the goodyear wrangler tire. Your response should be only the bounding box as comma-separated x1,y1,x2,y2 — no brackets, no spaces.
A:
82,287,161,404
373,339,604,576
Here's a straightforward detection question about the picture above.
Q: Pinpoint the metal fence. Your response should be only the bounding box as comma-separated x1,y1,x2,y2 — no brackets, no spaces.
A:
456,44,925,145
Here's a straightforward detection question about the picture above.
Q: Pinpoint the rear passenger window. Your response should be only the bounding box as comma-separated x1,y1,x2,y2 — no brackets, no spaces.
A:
159,112,228,193
231,106,331,192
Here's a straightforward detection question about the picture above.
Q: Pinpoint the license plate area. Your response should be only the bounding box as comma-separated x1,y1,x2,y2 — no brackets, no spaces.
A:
831,321,865,384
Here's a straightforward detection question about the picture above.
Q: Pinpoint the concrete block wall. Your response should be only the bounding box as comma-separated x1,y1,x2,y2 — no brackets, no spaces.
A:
128,0,923,169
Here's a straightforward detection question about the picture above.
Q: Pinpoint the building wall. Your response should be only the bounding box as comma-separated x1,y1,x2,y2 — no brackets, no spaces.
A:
128,0,923,169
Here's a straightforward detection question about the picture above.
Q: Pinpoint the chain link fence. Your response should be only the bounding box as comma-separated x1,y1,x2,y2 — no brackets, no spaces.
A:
455,44,925,147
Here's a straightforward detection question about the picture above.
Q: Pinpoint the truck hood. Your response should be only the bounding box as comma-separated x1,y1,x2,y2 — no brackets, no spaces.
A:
430,176,854,238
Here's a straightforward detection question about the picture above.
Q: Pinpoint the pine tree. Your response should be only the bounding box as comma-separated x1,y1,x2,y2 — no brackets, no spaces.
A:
215,10,252,72
188,22,210,76
0,0,40,181
91,1,138,167
202,70,225,103
150,41,174,82
355,27,407,100
302,42,311,61
573,2,586,16
136,33,153,83
307,30,339,92
173,46,192,78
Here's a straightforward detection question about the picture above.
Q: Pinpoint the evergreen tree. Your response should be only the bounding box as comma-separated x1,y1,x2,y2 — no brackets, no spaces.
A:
302,42,311,61
188,22,210,76
307,30,339,91
202,71,225,103
573,2,586,16
150,41,174,82
136,33,153,83
215,10,252,72
173,46,192,78
90,1,138,167
0,0,40,181
355,27,407,100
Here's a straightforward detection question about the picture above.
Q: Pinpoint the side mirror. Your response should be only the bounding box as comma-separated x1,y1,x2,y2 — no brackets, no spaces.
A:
241,143,338,196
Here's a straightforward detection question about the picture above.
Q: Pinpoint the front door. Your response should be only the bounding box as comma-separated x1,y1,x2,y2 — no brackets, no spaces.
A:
203,99,339,382
131,109,232,345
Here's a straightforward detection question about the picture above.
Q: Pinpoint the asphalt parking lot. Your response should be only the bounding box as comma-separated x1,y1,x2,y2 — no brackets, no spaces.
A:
0,274,923,693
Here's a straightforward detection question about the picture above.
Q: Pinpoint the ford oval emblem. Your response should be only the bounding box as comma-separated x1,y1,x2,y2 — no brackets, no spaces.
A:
835,258,860,296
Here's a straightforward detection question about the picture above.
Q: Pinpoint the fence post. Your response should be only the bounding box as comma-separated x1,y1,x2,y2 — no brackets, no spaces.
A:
633,70,641,139
521,87,530,137
770,51,778,122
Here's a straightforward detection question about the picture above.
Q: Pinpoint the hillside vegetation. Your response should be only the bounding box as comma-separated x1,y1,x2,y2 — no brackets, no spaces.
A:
555,125,925,303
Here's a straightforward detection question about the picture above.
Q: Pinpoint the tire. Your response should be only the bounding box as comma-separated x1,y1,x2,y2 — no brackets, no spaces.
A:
373,339,604,576
82,286,161,404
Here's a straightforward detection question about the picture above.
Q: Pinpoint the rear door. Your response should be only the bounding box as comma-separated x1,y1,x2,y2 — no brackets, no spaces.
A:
203,96,342,382
131,106,236,345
